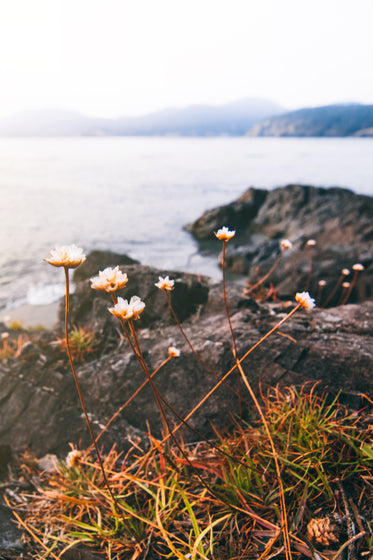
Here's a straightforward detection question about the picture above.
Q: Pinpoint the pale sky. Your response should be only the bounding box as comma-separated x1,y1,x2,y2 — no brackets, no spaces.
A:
0,0,373,119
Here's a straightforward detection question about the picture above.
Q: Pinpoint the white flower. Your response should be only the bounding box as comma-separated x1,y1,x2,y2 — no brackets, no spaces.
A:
295,291,316,311
318,280,326,287
342,268,350,276
280,239,292,251
109,295,145,321
168,346,180,358
352,263,364,272
155,275,174,291
306,239,316,247
90,266,128,292
130,296,146,320
66,449,82,468
214,226,236,242
44,245,86,269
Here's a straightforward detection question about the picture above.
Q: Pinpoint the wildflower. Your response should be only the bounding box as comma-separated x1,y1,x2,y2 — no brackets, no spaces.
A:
352,263,364,271
281,239,292,251
168,346,180,358
1,332,9,340
342,268,350,276
306,239,316,247
44,245,86,269
342,281,350,289
90,266,128,292
109,295,145,321
155,275,174,291
214,226,235,242
295,291,316,311
318,280,326,287
66,449,82,468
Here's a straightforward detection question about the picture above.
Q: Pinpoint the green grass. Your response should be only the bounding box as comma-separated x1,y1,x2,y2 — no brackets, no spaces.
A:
9,385,373,559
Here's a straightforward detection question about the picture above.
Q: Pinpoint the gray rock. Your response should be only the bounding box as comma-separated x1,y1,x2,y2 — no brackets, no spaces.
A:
0,504,23,550
0,275,372,458
186,185,373,305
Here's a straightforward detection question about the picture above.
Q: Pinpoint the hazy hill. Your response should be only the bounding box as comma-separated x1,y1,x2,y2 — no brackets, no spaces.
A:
248,103,373,137
0,99,283,137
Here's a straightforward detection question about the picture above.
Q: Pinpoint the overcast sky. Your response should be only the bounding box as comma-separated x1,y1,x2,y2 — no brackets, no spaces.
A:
0,0,373,119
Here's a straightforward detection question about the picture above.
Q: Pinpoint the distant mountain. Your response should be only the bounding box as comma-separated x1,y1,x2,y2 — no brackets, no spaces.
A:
0,99,284,137
248,103,373,137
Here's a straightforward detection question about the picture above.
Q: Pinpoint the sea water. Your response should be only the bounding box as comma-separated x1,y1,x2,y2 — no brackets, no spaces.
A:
0,136,372,312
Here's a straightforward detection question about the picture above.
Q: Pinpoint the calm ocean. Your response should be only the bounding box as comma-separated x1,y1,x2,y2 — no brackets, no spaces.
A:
0,136,372,312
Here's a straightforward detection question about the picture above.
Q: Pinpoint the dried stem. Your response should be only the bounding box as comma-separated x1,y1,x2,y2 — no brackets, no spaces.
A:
221,240,242,418
164,289,247,404
322,274,343,307
340,270,359,305
245,249,284,295
63,267,129,530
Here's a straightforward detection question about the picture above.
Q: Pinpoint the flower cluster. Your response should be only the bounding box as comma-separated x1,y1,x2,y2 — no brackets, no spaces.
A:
215,226,235,242
90,266,128,292
44,245,86,269
108,296,145,321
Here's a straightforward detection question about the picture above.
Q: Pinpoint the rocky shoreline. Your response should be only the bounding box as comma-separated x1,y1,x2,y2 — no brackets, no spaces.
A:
0,185,372,461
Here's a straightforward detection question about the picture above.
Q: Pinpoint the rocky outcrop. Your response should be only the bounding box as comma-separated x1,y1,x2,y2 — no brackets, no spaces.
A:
0,273,372,457
61,263,209,357
187,185,373,305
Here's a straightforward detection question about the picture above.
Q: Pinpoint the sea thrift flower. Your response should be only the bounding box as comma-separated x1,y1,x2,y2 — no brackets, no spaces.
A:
155,275,174,291
318,280,326,287
168,346,180,358
215,226,236,241
342,281,351,289
1,332,9,340
66,449,82,468
109,295,145,321
90,266,128,292
342,268,350,276
295,291,316,311
352,263,364,271
281,239,292,251
44,245,86,269
306,239,316,247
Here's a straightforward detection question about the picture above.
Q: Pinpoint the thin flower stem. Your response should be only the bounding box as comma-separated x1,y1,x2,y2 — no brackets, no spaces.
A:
340,270,358,305
164,290,248,404
305,247,313,291
221,241,242,418
322,275,343,308
235,358,292,560
245,250,284,295
125,320,224,499
169,303,302,439
94,356,172,445
127,319,172,441
222,241,238,359
63,267,129,531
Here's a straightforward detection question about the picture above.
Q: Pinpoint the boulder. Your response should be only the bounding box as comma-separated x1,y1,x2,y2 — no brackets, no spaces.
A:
59,264,210,356
186,185,373,305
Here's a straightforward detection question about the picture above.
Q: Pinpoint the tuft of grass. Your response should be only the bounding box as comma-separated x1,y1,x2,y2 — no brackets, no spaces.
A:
57,325,96,362
8,385,373,559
